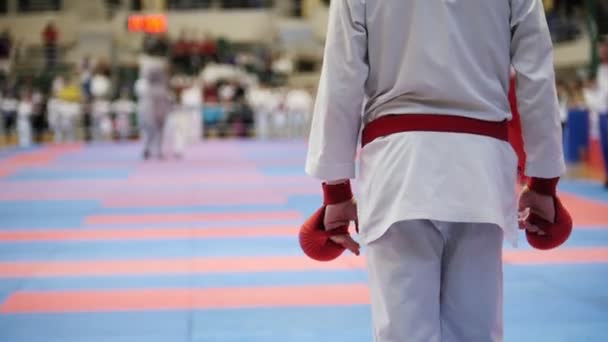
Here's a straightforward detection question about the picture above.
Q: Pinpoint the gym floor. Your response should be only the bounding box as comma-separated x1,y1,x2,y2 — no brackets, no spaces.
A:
0,141,606,342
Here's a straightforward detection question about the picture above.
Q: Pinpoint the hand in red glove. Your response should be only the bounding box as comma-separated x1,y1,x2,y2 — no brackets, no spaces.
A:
518,177,572,250
298,180,360,261
324,198,360,256
518,187,556,236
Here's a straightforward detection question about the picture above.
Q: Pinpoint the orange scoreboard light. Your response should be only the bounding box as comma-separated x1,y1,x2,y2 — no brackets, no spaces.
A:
128,14,167,34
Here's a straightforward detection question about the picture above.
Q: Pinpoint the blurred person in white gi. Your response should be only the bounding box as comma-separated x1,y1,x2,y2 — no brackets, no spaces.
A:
180,78,204,144
47,95,62,142
16,88,33,147
112,88,136,141
137,56,171,160
51,75,65,97
90,72,113,141
164,77,201,159
285,87,313,138
247,84,272,140
306,1,565,341
269,89,287,139
56,101,80,143
556,80,570,129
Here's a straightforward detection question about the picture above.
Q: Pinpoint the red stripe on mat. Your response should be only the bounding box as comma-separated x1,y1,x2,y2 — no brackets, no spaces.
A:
560,194,608,226
125,175,267,185
101,194,288,207
0,226,298,242
85,211,302,225
0,284,370,313
0,256,365,278
1,248,607,279
0,145,81,178
0,185,318,201
503,248,608,264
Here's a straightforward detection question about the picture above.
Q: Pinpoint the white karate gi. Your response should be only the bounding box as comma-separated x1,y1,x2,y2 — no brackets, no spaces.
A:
180,84,203,143
47,97,63,142
305,1,565,341
17,100,33,147
286,89,313,138
247,87,272,140
112,98,136,140
137,56,171,159
91,99,113,141
60,102,80,142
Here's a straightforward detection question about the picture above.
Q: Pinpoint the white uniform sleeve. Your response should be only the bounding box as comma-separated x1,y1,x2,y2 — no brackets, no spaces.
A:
510,0,566,178
305,0,368,181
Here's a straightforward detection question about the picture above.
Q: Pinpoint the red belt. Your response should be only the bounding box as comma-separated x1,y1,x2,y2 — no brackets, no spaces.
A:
361,114,509,148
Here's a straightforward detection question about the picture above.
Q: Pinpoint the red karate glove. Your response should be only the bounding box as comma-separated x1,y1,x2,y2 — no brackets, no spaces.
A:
518,177,573,250
299,181,360,261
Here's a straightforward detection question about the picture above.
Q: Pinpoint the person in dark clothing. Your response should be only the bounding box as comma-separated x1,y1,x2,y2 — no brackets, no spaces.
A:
0,29,12,76
42,22,59,70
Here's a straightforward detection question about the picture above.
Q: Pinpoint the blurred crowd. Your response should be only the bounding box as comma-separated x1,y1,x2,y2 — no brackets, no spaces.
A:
1,2,607,174
558,39,608,122
544,0,584,43
559,37,608,187
0,30,313,159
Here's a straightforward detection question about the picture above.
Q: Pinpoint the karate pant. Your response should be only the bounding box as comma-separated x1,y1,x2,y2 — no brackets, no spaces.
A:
366,220,503,342
142,117,165,158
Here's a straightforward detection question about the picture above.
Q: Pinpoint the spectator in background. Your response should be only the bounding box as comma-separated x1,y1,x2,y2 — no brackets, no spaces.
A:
0,89,3,142
79,55,94,99
57,75,83,142
598,37,608,93
1,87,18,141
226,97,254,138
556,0,584,18
42,21,59,70
597,38,608,188
30,87,45,143
556,80,570,129
271,53,294,82
0,29,12,76
172,30,191,74
544,0,581,43
198,33,218,66
568,78,586,108
598,1,608,37
143,33,170,58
